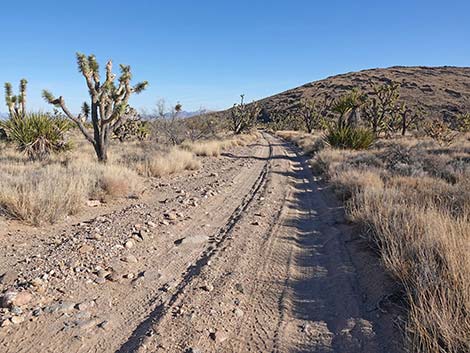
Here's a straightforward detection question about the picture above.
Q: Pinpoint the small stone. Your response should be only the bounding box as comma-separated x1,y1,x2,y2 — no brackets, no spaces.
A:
164,212,177,221
86,200,101,207
79,244,93,253
106,272,122,282
122,254,138,264
125,240,135,249
1,319,11,327
235,283,244,294
76,301,94,311
95,277,106,285
10,306,23,315
186,348,203,353
201,283,214,292
0,271,17,286
76,318,98,331
251,221,260,226
98,320,111,331
234,308,244,317
32,308,42,317
3,291,32,308
146,221,157,228
97,270,111,279
210,172,218,177
209,330,229,343
11,316,25,324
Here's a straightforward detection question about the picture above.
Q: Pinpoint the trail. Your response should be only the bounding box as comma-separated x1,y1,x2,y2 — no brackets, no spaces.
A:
0,133,403,353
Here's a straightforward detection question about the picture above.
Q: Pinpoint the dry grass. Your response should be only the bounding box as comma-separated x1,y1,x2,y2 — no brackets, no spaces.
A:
278,131,470,353
0,130,253,226
181,132,260,156
0,156,142,225
134,148,201,177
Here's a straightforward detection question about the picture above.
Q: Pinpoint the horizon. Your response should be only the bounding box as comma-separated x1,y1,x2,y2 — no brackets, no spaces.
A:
1,1,469,113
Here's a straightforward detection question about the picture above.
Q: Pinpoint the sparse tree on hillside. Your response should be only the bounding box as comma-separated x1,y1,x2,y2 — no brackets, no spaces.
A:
230,94,261,134
396,103,425,136
297,99,321,133
42,53,148,162
362,82,400,135
4,79,28,118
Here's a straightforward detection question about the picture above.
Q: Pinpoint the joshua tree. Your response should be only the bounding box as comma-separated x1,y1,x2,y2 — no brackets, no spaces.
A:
362,82,400,135
230,94,261,134
396,103,425,136
4,79,28,118
42,53,148,162
297,99,321,133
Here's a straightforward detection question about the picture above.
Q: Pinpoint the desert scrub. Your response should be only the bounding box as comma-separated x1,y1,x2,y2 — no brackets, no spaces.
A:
0,113,71,160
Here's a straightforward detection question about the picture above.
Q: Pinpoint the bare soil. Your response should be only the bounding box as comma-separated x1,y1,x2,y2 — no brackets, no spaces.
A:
0,134,404,353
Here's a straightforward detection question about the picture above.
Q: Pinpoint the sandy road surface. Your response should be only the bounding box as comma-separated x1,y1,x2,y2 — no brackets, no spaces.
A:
0,133,403,353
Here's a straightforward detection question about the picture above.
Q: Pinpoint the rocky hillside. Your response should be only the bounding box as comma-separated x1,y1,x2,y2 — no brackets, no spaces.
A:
258,66,470,121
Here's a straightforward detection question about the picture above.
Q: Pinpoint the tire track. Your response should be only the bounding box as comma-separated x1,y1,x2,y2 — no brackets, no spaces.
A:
115,136,273,353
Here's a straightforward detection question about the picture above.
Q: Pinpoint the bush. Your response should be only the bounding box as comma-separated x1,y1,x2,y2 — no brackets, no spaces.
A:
0,113,71,160
323,126,375,150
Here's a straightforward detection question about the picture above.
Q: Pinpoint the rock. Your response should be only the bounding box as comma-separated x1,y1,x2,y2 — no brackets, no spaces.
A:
32,308,42,317
201,283,214,292
97,270,111,279
76,301,94,311
45,301,76,314
251,221,260,226
106,272,122,282
125,239,135,249
10,306,22,315
210,172,218,177
235,283,244,294
30,277,44,288
180,235,209,245
1,319,11,327
0,271,17,286
146,221,157,228
10,316,24,324
209,330,229,343
234,308,244,317
186,348,203,353
79,244,93,253
94,277,106,285
98,320,111,331
2,290,32,308
161,220,170,226
76,318,98,331
121,254,138,264
164,212,177,221
86,200,101,207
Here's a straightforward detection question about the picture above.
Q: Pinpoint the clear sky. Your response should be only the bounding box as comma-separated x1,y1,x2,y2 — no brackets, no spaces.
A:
1,0,469,113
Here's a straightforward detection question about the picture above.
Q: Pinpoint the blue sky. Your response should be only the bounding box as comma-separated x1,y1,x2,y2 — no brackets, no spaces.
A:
1,0,469,113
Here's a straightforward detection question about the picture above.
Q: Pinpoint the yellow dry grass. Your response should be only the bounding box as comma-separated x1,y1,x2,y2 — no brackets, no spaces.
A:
278,130,470,353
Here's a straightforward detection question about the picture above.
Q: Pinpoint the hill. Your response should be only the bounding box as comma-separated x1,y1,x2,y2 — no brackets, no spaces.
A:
257,66,470,121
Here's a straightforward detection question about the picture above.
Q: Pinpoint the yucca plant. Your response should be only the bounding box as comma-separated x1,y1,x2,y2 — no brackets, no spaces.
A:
0,113,71,160
323,125,375,150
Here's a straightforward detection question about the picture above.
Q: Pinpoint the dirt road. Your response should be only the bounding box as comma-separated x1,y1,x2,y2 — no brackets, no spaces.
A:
0,133,403,352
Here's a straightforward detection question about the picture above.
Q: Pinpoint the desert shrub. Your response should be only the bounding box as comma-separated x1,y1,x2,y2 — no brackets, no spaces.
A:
0,113,71,160
323,126,375,150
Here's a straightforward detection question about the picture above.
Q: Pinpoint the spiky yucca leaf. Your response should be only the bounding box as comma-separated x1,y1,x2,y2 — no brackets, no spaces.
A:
323,125,375,150
0,113,71,160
